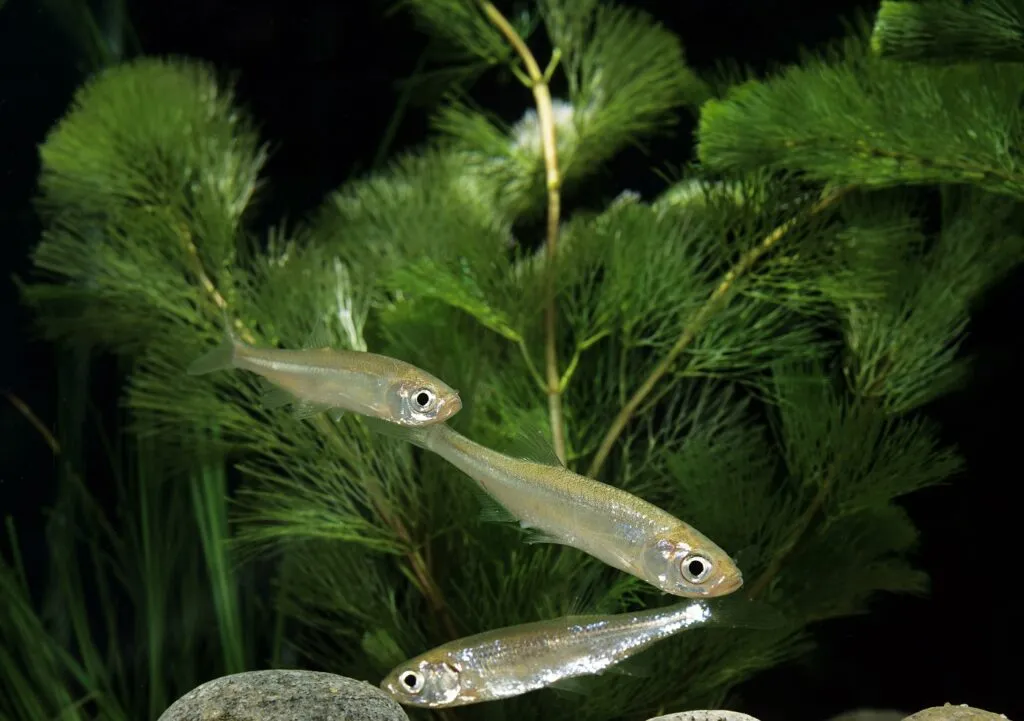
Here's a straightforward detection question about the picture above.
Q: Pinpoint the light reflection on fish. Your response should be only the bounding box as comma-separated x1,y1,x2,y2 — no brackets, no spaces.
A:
381,598,779,708
376,422,743,598
187,334,461,426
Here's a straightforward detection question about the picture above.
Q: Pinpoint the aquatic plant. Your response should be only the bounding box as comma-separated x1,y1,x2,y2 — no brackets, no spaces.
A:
6,1,1024,719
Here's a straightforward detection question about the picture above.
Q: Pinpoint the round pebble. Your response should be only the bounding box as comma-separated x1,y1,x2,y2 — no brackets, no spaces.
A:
157,669,409,721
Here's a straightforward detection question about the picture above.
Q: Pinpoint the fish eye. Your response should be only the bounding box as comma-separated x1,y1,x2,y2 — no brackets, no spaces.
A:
680,555,713,584
413,388,436,410
399,670,425,693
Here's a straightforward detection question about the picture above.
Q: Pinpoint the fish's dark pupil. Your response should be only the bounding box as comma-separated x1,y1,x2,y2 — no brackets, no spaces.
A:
402,673,417,688
687,559,705,577
416,391,431,407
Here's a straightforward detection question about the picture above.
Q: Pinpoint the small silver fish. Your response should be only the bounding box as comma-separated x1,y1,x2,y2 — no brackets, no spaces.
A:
187,334,462,426
381,598,778,708
376,422,743,598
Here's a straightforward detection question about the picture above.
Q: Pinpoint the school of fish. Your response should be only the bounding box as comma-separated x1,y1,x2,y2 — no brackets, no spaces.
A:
187,329,765,709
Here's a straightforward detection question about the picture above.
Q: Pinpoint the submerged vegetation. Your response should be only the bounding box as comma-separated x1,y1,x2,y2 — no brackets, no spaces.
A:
5,0,1024,719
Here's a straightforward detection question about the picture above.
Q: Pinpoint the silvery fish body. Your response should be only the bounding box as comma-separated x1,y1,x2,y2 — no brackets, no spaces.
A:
187,335,461,426
381,599,769,708
399,423,742,598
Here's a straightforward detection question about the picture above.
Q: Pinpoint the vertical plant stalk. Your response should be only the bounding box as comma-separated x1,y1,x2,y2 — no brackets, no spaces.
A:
586,186,854,480
482,2,568,464
188,429,247,674
136,443,168,718
179,230,460,639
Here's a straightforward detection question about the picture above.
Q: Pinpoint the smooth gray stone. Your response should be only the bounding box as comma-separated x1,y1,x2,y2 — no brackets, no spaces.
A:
157,669,408,721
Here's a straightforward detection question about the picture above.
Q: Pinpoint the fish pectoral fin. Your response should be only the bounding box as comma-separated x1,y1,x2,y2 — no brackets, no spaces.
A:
520,527,568,546
257,382,343,422
470,485,521,526
468,487,564,545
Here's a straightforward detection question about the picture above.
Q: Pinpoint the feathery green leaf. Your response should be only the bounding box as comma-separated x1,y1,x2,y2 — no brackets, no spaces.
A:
697,32,1024,199
872,0,1024,62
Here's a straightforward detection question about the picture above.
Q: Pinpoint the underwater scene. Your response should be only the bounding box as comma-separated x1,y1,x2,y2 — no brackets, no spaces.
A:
0,1,1018,720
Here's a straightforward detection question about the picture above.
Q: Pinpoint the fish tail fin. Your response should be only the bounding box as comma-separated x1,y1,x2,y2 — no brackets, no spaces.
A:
187,334,239,376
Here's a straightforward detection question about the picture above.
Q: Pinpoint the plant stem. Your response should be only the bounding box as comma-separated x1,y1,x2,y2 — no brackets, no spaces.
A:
585,186,853,480
482,1,568,463
2,390,60,454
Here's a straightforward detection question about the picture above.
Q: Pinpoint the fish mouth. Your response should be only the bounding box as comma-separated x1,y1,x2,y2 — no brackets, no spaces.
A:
437,393,463,421
713,573,744,596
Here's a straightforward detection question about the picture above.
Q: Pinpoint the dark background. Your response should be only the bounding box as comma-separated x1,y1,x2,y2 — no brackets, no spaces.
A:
1,1,1017,720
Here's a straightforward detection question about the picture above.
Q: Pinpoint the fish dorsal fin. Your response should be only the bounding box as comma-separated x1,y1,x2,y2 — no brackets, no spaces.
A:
494,424,564,467
301,316,335,351
565,589,594,616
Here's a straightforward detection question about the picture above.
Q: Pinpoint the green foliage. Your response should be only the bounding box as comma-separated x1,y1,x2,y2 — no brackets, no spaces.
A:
399,0,516,67
697,25,1024,199
12,2,1024,720
535,0,709,177
429,0,706,219
830,188,1024,413
1,356,266,721
872,0,1024,62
